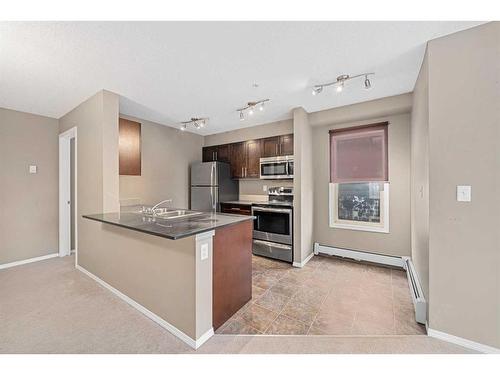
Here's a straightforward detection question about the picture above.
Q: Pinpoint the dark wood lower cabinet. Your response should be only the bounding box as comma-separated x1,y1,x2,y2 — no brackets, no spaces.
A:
212,220,253,330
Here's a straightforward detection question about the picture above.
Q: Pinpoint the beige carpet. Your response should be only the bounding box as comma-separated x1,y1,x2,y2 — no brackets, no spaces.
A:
0,255,474,354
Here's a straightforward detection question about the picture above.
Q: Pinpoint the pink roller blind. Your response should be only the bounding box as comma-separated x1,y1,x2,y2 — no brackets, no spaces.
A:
330,123,388,183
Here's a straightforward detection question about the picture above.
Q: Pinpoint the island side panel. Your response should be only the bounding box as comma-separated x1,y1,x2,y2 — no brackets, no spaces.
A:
78,219,197,340
212,220,253,330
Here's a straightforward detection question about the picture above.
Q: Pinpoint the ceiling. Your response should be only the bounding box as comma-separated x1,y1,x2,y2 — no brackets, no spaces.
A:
0,21,483,135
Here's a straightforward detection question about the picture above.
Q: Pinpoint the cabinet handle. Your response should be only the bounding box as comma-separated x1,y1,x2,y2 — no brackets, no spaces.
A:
245,167,247,177
241,167,243,177
215,151,218,160
212,151,215,160
280,143,282,155
275,144,278,155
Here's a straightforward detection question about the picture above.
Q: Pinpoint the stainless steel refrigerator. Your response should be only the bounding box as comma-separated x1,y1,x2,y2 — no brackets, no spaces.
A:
190,162,238,212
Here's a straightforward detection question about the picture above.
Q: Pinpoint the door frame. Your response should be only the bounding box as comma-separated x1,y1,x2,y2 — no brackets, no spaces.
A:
59,127,77,265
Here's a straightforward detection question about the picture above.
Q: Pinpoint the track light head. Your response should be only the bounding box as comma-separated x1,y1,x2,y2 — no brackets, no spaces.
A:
312,86,323,96
336,82,344,93
364,75,371,90
248,107,254,116
239,111,245,121
180,124,187,131
259,102,265,111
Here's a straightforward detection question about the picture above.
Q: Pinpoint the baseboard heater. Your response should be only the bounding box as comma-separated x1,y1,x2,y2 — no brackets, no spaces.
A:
402,256,427,324
313,243,405,268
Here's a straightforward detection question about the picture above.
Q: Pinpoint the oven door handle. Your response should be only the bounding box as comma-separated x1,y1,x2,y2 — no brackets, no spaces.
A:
252,207,292,214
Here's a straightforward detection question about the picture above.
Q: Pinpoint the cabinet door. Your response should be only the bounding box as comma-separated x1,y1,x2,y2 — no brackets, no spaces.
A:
245,140,262,178
280,134,294,156
229,142,246,178
202,146,217,162
216,144,230,162
262,136,280,157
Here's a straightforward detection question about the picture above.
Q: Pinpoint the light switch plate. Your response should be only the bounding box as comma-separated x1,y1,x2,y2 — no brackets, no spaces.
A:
200,243,209,260
457,185,472,202
263,185,268,192
29,165,37,174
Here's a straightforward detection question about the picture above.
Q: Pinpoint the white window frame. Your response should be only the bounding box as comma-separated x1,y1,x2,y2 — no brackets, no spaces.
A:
329,182,390,233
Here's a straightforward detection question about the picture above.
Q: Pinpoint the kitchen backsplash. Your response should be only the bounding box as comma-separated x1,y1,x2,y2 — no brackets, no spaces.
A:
238,179,293,198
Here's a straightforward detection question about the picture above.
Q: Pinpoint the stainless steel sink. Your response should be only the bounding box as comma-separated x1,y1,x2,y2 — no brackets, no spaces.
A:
138,207,203,220
155,209,203,219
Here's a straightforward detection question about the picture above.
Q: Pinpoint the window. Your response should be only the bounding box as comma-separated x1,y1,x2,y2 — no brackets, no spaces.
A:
329,123,389,233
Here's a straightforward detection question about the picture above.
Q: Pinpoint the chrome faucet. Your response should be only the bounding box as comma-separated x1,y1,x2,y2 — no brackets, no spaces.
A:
151,199,173,214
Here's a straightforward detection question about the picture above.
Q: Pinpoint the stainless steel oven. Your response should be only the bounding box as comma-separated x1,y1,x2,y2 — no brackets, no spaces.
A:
252,204,293,262
260,156,294,180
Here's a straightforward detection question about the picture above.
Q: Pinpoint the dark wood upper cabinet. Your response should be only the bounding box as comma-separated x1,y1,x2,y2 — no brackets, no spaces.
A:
202,144,230,163
202,146,217,162
216,144,230,162
280,134,294,156
245,139,262,178
262,136,280,157
229,142,246,178
119,118,141,176
202,133,293,179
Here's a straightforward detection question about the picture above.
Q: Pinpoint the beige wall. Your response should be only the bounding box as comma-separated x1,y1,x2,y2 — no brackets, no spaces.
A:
203,119,293,146
427,22,500,348
119,115,203,207
410,50,430,298
293,107,314,263
0,108,59,265
59,91,206,340
311,107,411,257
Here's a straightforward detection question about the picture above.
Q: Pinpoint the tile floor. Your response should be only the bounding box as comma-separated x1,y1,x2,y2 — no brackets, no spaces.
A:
217,254,426,336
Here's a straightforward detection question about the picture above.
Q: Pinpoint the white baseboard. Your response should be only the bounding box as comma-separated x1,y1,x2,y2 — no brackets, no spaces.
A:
293,251,314,268
76,265,213,350
314,243,405,268
195,328,215,349
0,252,58,270
427,328,500,354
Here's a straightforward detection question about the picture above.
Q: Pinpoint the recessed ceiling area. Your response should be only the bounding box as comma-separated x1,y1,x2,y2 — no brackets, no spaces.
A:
0,21,483,135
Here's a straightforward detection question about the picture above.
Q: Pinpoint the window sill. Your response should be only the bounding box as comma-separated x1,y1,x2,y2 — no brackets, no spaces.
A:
329,222,389,234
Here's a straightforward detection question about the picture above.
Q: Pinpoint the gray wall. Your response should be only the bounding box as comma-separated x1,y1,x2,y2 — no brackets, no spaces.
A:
311,101,411,258
410,50,430,299
0,108,59,265
119,115,203,207
427,22,500,348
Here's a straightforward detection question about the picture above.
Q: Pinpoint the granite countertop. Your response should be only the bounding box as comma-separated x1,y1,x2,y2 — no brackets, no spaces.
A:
221,200,294,208
82,209,254,240
220,200,259,205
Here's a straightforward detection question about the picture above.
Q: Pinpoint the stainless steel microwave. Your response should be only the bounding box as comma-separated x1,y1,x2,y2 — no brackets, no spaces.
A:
259,156,294,180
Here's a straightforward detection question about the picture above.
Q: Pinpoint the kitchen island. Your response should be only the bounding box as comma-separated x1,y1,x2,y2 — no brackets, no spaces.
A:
81,208,253,349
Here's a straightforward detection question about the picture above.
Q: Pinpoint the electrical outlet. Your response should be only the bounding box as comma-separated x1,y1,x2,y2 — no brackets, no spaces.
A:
29,165,37,174
200,243,209,260
263,185,268,192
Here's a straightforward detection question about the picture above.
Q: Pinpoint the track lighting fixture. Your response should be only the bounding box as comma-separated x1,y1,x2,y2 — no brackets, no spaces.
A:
236,99,270,121
180,117,208,131
312,72,374,95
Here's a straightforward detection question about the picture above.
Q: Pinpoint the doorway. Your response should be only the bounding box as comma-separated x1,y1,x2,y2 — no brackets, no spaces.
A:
59,127,77,265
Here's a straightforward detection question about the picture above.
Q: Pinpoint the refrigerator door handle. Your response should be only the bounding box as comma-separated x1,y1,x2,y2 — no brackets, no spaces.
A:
211,162,216,185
